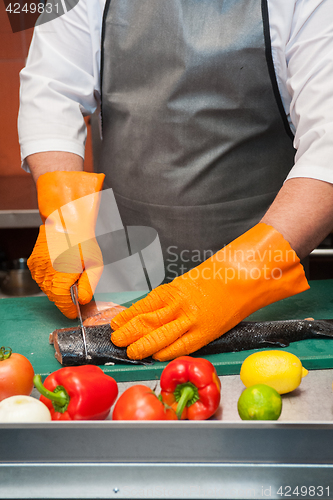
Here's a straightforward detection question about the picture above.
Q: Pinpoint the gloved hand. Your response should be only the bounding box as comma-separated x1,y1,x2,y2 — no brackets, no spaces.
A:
28,171,105,319
111,223,309,361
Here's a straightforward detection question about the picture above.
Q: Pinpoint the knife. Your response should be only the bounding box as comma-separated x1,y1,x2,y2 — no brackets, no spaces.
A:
70,282,91,360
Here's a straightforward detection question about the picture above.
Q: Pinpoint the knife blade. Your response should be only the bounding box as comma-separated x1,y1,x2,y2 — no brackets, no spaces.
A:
70,282,91,360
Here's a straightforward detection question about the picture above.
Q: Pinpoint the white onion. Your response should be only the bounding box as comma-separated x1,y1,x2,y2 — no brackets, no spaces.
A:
0,395,52,422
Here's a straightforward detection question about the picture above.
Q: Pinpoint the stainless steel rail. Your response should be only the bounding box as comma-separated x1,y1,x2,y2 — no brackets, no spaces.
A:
1,421,333,499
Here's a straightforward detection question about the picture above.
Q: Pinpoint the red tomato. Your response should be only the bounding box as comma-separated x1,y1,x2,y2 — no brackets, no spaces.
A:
0,348,35,402
112,384,177,420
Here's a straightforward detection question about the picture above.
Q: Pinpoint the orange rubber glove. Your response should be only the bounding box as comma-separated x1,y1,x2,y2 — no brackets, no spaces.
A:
28,171,105,319
111,223,309,361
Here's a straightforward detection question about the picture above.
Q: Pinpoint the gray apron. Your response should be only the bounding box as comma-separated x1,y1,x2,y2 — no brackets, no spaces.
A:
99,0,295,282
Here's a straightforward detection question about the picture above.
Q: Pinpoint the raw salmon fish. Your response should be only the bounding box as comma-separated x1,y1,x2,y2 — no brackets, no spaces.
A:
50,318,333,366
83,306,126,326
81,301,126,321
195,318,333,355
50,324,153,366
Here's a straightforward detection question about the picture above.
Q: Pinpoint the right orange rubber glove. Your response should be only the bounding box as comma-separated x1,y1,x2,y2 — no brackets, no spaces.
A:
28,171,105,319
111,223,309,361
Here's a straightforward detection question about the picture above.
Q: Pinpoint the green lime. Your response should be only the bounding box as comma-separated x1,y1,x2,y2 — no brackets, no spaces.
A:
237,384,282,420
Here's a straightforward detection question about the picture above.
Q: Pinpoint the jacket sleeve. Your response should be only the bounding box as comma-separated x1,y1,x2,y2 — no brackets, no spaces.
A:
18,0,104,171
282,0,333,184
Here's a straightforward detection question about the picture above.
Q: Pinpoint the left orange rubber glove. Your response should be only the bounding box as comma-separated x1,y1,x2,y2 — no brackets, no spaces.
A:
27,171,105,319
111,223,309,361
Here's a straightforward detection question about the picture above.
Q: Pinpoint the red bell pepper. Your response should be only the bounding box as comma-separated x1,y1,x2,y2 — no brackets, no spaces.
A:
160,356,221,420
33,365,118,420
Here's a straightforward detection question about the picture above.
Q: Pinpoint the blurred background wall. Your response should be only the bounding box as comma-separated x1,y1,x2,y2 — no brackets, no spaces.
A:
0,1,94,269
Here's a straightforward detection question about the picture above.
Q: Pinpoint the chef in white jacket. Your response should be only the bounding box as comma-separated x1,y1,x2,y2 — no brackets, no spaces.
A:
18,0,333,360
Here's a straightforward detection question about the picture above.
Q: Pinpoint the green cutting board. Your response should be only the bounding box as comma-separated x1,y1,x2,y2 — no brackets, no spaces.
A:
1,280,333,382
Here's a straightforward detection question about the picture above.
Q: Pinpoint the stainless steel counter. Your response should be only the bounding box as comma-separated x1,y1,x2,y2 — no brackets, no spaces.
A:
1,370,333,499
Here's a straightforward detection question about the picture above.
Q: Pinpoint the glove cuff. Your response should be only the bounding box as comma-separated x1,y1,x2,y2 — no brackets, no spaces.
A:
36,171,105,223
208,223,309,318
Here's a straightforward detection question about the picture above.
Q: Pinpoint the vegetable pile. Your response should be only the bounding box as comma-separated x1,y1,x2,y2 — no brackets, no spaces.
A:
112,356,221,420
0,344,314,423
0,348,221,422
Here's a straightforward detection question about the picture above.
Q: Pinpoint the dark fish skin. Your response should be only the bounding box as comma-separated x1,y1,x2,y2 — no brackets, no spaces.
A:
195,319,333,356
51,319,333,366
50,324,154,366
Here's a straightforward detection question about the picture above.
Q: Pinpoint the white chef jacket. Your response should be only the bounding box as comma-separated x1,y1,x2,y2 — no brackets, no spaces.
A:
18,0,333,184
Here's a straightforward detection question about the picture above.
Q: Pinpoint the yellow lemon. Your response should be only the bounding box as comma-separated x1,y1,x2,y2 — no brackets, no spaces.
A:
237,384,282,420
240,350,308,394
